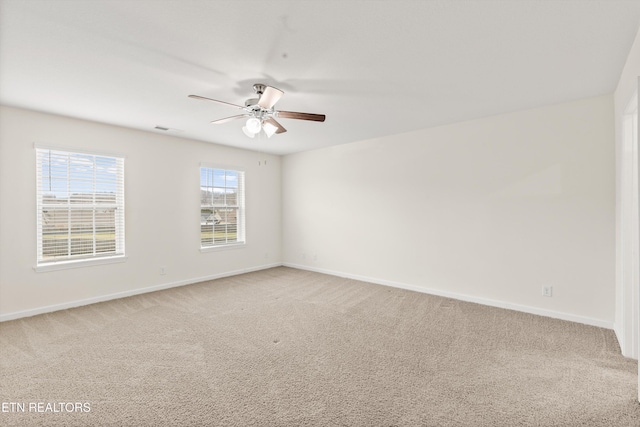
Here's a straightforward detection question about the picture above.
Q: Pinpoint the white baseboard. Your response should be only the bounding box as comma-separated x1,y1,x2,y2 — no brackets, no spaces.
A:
283,263,614,330
0,263,282,322
2,262,615,331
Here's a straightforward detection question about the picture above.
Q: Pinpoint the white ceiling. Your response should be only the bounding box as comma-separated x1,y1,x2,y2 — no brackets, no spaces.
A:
1,0,640,155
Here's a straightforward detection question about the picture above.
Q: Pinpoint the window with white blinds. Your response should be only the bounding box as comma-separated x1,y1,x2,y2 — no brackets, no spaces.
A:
200,167,245,248
36,148,125,265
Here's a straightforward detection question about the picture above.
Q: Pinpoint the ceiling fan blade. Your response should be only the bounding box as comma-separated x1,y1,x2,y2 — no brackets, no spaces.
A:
258,86,284,109
210,115,247,125
264,117,287,134
276,110,326,122
188,94,244,109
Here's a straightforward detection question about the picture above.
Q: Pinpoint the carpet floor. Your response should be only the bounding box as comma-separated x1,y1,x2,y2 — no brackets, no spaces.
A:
0,266,639,426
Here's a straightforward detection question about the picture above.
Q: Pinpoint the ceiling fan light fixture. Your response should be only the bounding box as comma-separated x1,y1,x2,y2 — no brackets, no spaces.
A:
242,126,256,138
263,121,278,138
190,83,326,139
246,117,262,134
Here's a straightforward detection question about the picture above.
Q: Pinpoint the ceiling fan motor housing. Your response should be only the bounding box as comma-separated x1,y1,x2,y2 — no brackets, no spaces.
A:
253,83,267,95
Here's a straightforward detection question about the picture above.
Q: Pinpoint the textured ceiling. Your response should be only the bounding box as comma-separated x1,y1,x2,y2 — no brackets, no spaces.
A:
1,0,640,155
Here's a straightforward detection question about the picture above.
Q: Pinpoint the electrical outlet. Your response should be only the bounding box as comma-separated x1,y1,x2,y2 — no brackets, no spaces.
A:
542,286,553,297
160,266,166,275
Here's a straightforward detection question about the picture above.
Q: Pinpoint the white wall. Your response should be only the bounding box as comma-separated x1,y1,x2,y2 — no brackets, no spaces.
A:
0,95,620,329
614,26,640,358
283,95,615,327
0,106,282,319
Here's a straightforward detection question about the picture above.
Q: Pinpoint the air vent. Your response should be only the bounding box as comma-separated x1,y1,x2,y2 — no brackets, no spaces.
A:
153,126,184,133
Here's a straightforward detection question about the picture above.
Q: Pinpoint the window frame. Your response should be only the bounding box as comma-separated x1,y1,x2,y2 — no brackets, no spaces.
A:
34,147,126,271
199,165,246,251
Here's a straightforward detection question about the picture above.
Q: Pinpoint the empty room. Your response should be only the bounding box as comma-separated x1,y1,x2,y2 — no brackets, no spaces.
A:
2,0,640,425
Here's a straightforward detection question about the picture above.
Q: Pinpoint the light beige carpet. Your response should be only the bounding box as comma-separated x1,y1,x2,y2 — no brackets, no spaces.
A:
0,267,639,426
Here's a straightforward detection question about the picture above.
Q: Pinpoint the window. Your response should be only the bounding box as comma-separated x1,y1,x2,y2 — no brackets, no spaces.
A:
36,148,125,266
200,167,245,248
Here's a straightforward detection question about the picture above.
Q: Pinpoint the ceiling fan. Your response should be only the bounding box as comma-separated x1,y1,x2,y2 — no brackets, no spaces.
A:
189,83,326,138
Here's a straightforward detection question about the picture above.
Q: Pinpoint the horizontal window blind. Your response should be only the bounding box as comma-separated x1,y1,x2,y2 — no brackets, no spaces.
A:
36,148,125,264
200,167,245,248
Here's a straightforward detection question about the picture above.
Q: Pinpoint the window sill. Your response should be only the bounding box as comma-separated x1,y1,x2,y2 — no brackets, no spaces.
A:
34,255,128,272
200,242,246,253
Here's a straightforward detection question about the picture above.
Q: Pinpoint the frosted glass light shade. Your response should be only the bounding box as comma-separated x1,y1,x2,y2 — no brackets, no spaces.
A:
246,118,262,134
242,126,255,138
263,122,277,138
